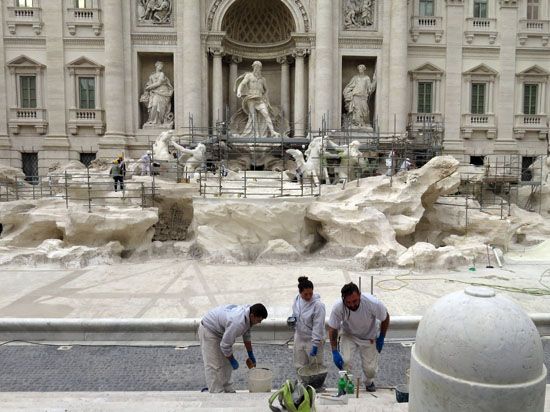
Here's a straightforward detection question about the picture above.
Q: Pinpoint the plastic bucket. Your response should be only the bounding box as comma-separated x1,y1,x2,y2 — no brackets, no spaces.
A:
248,367,273,393
395,384,409,403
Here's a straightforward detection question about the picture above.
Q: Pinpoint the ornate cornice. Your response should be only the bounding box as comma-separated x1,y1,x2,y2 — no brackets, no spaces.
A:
3,37,46,47
63,38,104,48
131,33,177,46
207,0,310,32
338,36,383,49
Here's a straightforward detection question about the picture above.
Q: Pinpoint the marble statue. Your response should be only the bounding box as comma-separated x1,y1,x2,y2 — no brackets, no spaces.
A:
141,61,174,129
172,141,207,175
331,140,367,181
137,0,172,24
152,129,175,161
344,0,375,29
286,136,330,186
343,65,376,128
233,61,280,138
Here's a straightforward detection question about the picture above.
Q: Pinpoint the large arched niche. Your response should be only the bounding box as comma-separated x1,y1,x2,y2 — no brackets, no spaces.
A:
208,0,309,34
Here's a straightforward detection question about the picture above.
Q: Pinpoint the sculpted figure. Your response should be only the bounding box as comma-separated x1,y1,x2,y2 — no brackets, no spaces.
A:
172,141,207,174
152,130,175,161
344,0,375,29
343,65,376,128
234,61,280,138
141,61,174,128
138,0,172,24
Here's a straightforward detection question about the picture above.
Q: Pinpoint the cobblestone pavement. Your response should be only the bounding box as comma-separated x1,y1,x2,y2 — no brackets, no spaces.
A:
0,340,548,392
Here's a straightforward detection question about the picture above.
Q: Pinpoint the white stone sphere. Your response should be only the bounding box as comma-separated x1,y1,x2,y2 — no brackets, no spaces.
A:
409,287,547,412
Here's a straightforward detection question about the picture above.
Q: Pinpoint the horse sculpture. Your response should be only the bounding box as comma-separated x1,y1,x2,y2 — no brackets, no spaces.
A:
286,136,330,186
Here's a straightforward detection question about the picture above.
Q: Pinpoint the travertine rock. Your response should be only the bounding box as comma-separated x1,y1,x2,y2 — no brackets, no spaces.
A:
396,242,469,269
354,243,405,269
256,239,300,262
190,198,316,262
0,164,27,185
0,199,158,251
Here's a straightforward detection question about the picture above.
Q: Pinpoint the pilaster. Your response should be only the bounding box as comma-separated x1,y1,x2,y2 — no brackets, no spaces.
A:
314,0,333,129
182,0,203,129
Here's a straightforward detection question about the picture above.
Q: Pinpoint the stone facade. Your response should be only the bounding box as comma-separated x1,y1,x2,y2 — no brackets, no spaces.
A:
0,0,548,175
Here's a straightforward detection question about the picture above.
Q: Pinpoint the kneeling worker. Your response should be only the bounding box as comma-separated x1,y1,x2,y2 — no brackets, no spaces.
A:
199,303,268,393
328,282,390,392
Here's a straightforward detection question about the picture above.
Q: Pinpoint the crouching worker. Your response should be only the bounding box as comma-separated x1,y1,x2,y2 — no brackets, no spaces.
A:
291,276,326,371
199,303,268,393
328,282,390,392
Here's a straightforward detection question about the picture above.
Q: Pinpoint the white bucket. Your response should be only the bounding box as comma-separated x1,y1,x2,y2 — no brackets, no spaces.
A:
248,367,273,393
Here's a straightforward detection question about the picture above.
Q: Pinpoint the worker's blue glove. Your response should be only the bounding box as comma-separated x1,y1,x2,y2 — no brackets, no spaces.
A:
228,357,239,370
332,349,344,370
376,334,385,353
247,350,256,366
309,346,318,357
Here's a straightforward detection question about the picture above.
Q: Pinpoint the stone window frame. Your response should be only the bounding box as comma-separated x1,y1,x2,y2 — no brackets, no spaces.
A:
409,63,444,115
7,55,45,110
417,0,436,16
66,57,104,111
516,66,548,115
463,64,498,116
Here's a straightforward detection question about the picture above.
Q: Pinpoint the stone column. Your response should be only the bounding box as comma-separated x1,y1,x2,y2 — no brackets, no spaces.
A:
102,0,126,147
497,3,519,152
211,48,224,125
42,0,69,172
388,0,408,133
229,55,242,116
277,56,290,121
314,0,333,129
444,2,466,156
293,49,307,137
0,4,10,163
182,0,202,128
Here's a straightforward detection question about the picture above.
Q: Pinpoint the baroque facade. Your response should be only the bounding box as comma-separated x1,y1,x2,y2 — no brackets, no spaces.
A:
0,0,549,176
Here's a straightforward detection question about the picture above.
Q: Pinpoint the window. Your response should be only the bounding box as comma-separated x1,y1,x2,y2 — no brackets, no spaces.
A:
19,76,36,108
417,82,433,113
22,152,38,184
523,84,538,115
419,0,434,16
471,83,486,114
527,0,539,20
74,0,92,8
470,155,485,166
16,0,33,7
79,77,95,109
473,0,487,18
80,152,96,167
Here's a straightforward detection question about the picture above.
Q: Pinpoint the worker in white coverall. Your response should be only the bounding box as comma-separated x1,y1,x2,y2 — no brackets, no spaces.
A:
199,303,268,393
328,282,390,392
140,150,152,176
290,276,326,371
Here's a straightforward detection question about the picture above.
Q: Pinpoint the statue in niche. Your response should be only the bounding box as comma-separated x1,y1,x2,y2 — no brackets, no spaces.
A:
230,61,282,138
140,61,174,129
137,0,172,24
344,0,375,29
343,65,376,128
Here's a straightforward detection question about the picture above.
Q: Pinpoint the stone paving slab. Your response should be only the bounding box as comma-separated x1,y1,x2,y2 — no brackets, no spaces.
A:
0,259,549,320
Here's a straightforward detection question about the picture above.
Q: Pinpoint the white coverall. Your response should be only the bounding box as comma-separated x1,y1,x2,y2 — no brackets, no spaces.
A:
291,293,326,370
199,304,252,393
140,153,152,176
328,293,388,386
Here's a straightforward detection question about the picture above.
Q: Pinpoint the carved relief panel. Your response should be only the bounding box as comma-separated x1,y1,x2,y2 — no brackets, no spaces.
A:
136,0,173,25
343,0,376,30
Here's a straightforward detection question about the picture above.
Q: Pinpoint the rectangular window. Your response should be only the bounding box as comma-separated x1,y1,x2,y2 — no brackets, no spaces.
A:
419,0,434,16
16,0,33,7
471,83,486,114
473,0,488,18
74,0,92,8
80,152,96,167
19,76,36,108
417,82,433,113
527,0,539,20
21,152,38,184
523,84,538,115
79,77,95,109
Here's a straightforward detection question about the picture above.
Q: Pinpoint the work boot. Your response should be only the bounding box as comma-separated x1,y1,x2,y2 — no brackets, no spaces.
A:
366,382,376,392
